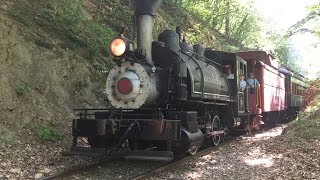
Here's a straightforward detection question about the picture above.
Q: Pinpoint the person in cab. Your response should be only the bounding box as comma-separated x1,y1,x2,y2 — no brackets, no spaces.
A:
239,74,247,92
247,72,260,94
225,65,234,79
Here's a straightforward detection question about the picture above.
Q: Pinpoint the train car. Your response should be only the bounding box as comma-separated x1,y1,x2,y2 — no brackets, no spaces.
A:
278,65,308,118
236,51,286,125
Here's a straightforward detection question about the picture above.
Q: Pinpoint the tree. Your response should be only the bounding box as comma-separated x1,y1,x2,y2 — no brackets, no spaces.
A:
285,2,320,38
167,0,263,50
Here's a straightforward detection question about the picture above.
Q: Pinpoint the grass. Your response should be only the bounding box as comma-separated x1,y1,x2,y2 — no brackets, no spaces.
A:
15,83,28,97
285,118,320,146
53,0,115,70
33,124,64,142
11,0,116,71
285,83,320,144
0,127,15,144
287,118,320,142
283,78,320,145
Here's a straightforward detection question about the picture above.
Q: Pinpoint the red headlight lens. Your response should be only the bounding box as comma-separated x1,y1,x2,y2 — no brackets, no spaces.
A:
117,78,133,94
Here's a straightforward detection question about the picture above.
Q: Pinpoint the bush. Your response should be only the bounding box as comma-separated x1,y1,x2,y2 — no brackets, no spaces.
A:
55,0,85,27
79,21,115,60
15,83,28,97
0,127,15,144
288,117,320,142
54,0,115,62
285,80,320,143
33,124,64,142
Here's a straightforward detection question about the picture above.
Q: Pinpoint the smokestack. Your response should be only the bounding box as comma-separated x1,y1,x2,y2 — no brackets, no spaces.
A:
134,0,162,65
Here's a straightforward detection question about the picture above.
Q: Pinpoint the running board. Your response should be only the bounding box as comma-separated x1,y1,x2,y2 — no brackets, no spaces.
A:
125,150,174,162
63,146,107,157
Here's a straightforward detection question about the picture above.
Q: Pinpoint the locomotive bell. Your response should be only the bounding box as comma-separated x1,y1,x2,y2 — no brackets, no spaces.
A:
180,42,194,53
193,44,205,60
158,30,180,52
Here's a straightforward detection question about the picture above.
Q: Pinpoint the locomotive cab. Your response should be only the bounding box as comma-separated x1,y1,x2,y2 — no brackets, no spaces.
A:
204,50,249,117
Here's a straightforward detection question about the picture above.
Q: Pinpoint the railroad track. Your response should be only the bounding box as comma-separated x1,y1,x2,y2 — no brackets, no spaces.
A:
130,137,235,180
130,125,288,180
41,139,234,180
41,152,126,180
42,127,265,180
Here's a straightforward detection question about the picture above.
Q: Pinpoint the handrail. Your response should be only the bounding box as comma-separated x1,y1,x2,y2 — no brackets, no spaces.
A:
256,88,261,108
182,50,224,68
180,50,205,99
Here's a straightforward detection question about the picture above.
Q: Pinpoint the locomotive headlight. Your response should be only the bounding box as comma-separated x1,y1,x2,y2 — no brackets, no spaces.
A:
109,37,126,57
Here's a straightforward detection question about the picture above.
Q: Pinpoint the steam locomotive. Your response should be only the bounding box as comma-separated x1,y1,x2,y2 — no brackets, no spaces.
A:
68,0,307,161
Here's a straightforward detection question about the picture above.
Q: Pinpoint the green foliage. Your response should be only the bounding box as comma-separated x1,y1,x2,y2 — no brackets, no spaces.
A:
267,31,303,72
285,1,320,38
306,4,320,38
0,127,15,144
168,0,263,49
78,21,115,60
108,0,133,28
15,83,28,97
10,9,25,21
288,117,320,141
33,124,64,142
273,39,291,65
55,0,86,26
54,0,115,65
285,81,320,143
184,23,203,44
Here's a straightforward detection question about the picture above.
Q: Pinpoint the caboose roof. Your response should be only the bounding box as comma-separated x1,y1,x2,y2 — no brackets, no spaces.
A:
236,50,279,69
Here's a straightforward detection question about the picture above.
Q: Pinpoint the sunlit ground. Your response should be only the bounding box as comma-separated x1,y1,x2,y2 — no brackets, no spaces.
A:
240,146,283,168
174,125,287,179
244,156,273,167
242,125,286,141
240,125,285,167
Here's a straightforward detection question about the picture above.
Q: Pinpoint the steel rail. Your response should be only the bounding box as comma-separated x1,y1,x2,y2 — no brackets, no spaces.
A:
131,138,235,180
40,152,126,180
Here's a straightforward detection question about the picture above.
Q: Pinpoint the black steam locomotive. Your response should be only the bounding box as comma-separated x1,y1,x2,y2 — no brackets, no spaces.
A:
69,0,256,161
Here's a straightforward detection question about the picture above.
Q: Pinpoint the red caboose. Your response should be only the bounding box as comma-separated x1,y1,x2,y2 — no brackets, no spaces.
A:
236,51,286,126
